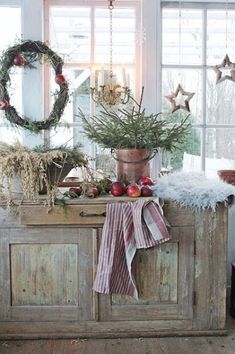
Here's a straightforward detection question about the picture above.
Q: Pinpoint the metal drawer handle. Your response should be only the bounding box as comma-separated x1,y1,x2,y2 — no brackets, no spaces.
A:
80,211,106,217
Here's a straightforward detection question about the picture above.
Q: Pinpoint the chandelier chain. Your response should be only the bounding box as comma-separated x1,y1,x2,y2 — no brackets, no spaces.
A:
226,0,228,51
109,1,113,84
178,0,182,66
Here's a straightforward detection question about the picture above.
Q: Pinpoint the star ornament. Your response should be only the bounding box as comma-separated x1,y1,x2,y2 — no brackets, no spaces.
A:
213,54,235,84
165,84,195,113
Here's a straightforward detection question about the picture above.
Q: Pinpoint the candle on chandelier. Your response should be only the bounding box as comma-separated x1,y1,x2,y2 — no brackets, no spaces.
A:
90,71,95,88
100,66,105,86
122,68,127,87
126,72,130,88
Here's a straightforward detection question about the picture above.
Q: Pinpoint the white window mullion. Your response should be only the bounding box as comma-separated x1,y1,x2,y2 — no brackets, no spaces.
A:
141,0,158,113
90,5,95,117
89,5,96,162
201,7,207,172
21,0,44,147
142,0,161,179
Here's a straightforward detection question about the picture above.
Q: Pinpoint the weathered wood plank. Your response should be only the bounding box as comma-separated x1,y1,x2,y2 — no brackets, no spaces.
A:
1,336,235,354
112,242,178,306
92,229,99,322
177,226,194,320
11,244,78,306
0,230,11,320
0,320,196,338
77,228,95,321
193,205,228,330
163,203,195,226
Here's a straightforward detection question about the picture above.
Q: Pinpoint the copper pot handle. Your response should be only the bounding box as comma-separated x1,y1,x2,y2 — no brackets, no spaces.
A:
111,148,158,164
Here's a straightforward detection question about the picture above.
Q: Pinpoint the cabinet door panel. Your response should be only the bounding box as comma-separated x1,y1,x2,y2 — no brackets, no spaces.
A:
99,226,194,321
112,242,178,305
0,228,97,322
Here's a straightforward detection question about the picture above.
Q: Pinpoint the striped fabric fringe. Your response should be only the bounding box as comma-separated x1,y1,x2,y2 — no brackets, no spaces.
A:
93,199,170,299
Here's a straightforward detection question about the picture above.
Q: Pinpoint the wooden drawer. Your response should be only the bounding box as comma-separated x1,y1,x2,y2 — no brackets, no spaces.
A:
19,205,106,225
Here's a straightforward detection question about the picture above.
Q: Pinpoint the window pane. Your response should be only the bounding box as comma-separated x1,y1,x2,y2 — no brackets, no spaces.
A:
50,7,91,63
206,128,235,177
0,7,21,52
162,68,202,124
95,8,136,64
161,128,201,173
50,125,93,154
162,9,203,65
207,10,235,66
206,69,235,124
0,126,22,144
95,147,116,179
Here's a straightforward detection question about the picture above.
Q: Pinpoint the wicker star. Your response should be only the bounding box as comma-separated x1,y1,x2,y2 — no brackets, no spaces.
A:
213,54,235,84
165,84,195,113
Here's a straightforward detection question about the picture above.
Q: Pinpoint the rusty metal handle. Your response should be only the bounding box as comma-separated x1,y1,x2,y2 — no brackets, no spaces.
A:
80,211,106,217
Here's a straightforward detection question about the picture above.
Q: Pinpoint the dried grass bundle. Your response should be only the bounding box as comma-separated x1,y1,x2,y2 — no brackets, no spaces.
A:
0,142,86,206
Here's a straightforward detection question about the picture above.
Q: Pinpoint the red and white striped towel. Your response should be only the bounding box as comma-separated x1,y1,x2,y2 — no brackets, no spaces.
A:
93,199,170,299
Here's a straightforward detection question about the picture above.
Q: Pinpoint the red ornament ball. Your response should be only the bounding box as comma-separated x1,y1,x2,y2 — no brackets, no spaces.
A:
13,55,25,66
0,99,9,111
55,74,66,85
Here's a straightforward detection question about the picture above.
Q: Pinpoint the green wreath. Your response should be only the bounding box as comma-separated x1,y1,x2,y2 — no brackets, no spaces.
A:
0,40,69,132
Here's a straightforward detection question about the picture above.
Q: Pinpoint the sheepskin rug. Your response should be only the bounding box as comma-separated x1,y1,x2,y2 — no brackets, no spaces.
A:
152,172,235,210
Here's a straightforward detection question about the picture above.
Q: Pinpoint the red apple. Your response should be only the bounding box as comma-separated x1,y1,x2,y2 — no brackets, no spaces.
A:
86,186,99,198
138,176,154,186
141,186,153,197
0,99,9,111
111,181,126,197
69,187,82,197
13,54,24,66
126,183,141,198
55,74,66,85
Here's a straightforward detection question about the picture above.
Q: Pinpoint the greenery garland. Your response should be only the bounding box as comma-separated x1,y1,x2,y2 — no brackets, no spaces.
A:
0,40,69,132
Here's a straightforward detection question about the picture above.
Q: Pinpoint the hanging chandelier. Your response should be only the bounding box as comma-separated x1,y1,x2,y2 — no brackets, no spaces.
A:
90,0,131,106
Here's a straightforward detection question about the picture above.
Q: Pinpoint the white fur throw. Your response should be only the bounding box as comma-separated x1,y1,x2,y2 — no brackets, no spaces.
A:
152,172,235,210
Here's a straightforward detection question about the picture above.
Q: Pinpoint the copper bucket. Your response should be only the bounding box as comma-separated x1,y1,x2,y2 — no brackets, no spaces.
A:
113,148,157,183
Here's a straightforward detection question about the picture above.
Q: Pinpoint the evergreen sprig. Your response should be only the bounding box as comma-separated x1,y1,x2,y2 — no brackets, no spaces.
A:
78,88,190,152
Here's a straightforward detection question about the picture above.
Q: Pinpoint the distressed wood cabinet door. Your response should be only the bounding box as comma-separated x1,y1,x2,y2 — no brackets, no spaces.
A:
0,227,97,322
98,226,194,322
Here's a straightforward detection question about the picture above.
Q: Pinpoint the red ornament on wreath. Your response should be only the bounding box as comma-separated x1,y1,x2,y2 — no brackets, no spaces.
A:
55,74,66,85
0,99,9,111
13,54,25,66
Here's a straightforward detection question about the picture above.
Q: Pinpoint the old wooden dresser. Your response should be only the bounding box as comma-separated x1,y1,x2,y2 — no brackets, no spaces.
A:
0,197,228,338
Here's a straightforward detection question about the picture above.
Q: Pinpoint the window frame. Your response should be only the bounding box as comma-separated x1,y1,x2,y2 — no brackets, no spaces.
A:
43,0,142,114
43,0,142,153
161,1,235,172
